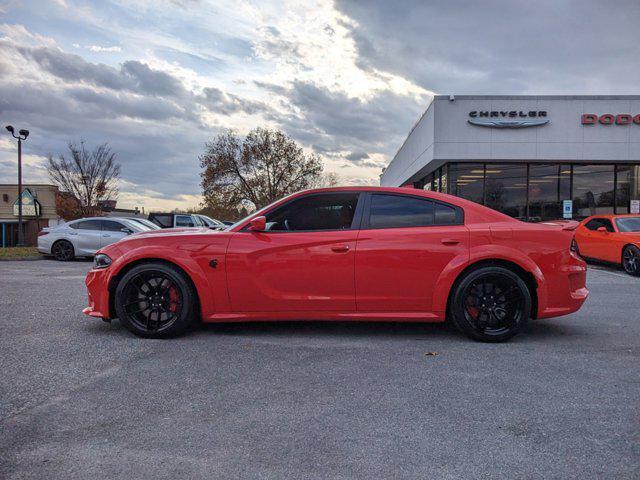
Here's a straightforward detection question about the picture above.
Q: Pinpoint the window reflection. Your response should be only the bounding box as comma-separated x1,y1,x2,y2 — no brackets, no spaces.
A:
572,165,614,217
528,164,570,221
484,164,527,219
448,163,484,204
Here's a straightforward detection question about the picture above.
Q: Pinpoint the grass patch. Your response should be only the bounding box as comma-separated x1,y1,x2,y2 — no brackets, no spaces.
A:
0,247,42,260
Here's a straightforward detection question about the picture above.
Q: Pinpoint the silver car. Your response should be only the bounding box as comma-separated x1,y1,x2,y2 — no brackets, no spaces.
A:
37,217,151,261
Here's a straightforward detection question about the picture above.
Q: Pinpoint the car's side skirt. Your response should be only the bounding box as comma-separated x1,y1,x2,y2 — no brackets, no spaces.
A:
203,311,445,323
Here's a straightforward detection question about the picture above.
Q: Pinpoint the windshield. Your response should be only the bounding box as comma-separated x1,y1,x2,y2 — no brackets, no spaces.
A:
226,193,298,230
128,218,160,230
197,215,223,227
120,218,151,231
616,217,640,232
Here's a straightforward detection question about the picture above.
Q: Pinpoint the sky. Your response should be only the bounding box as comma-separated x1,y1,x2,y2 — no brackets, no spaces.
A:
1,0,639,211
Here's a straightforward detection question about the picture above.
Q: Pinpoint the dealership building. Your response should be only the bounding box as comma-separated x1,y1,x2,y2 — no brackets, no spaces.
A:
380,95,640,221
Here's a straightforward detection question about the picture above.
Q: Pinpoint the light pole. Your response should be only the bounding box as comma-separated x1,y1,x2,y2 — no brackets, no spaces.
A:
6,125,29,247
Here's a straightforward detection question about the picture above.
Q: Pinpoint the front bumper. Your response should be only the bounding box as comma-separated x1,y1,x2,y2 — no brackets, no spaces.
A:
84,267,112,319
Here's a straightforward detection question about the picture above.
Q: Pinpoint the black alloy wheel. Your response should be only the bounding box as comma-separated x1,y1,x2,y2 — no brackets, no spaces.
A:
622,245,640,276
114,262,197,338
52,240,74,261
450,266,531,342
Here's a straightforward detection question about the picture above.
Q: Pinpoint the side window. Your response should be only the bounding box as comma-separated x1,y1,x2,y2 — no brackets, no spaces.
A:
150,215,173,228
192,216,205,227
265,193,360,231
585,218,613,232
434,202,459,225
369,194,434,228
68,222,80,229
584,219,600,231
76,220,102,230
175,215,195,227
102,220,126,232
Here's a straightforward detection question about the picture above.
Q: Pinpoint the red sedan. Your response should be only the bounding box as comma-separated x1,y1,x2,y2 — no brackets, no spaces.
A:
84,187,588,342
574,214,640,276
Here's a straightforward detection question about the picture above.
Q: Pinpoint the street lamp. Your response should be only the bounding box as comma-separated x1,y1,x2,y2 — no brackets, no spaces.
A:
6,125,29,247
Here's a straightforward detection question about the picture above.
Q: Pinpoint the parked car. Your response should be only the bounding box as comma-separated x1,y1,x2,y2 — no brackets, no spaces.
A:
38,217,151,261
574,214,640,276
124,217,161,230
84,187,588,342
193,214,227,229
148,212,204,228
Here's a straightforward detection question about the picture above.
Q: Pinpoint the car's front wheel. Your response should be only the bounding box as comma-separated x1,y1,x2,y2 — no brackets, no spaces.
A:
622,245,640,276
450,266,531,342
52,240,75,261
114,262,198,338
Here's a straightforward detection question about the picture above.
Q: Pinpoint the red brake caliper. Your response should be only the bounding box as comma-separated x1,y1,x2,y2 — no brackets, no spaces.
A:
168,287,180,313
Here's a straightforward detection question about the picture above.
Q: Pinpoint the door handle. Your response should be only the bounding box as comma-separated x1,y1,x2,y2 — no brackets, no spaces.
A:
102,234,111,237
331,244,350,253
441,239,460,245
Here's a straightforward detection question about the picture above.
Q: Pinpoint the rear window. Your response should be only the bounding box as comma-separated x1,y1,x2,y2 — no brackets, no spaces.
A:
75,220,102,231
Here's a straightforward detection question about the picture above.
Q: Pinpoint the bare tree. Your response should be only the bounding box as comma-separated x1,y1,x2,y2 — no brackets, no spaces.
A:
200,127,324,217
48,141,121,218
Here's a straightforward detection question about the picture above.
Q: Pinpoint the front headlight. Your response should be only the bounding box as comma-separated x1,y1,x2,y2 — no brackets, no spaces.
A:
94,253,112,269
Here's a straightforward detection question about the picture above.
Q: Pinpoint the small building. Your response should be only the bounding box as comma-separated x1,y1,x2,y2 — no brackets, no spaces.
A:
0,184,63,247
380,95,640,221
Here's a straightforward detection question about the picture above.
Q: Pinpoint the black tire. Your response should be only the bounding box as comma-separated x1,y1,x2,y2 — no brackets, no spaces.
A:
52,240,75,261
622,245,640,276
114,262,198,338
450,266,531,342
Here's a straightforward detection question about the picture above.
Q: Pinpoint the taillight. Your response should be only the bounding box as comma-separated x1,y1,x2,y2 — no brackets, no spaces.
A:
570,237,580,256
38,231,48,237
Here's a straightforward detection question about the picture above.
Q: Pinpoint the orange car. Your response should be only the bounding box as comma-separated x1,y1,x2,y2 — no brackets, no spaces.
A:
574,214,640,276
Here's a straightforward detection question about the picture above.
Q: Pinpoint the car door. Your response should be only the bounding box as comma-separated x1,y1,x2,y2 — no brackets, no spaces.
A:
355,192,469,312
100,219,131,248
578,218,610,260
592,218,617,262
225,192,363,312
72,219,104,255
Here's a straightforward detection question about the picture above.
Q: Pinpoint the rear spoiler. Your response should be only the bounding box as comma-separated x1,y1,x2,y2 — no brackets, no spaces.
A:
540,220,579,231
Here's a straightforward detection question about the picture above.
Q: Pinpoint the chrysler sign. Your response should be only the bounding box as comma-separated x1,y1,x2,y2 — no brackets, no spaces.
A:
468,110,549,128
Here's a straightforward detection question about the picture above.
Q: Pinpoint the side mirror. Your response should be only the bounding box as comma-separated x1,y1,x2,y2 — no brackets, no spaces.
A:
248,216,266,231
596,226,608,233
121,227,133,235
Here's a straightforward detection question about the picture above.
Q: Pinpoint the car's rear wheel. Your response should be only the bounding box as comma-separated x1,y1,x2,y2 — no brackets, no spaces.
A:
52,240,75,261
114,262,198,338
450,266,531,342
622,245,640,276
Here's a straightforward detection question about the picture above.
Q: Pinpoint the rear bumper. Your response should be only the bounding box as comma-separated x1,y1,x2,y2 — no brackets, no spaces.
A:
84,267,111,319
537,255,589,319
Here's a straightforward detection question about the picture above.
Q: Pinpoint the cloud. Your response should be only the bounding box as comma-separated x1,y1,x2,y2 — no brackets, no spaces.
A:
87,45,121,53
335,0,640,94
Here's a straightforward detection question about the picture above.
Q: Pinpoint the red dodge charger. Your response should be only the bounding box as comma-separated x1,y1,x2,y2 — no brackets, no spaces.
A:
84,187,588,342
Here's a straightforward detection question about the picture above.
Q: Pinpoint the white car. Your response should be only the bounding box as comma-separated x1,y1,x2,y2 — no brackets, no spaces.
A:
38,217,152,261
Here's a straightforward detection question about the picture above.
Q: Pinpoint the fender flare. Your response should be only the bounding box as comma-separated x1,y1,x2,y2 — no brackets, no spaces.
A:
431,245,547,316
106,247,214,317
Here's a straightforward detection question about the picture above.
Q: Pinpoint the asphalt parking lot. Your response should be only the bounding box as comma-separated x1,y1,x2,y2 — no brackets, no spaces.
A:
1,260,638,479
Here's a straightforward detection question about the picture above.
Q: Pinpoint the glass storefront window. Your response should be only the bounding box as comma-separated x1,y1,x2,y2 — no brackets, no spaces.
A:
528,164,571,221
484,164,527,220
572,164,614,217
615,165,640,214
448,163,484,204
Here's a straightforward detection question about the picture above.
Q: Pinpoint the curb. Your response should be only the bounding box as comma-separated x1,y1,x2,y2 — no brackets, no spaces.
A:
0,256,45,262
